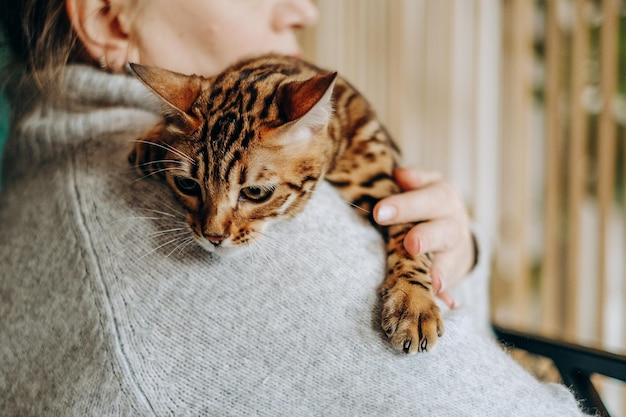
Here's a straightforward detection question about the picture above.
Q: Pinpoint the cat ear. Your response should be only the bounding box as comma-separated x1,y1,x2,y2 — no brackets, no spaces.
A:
277,71,337,137
129,63,203,115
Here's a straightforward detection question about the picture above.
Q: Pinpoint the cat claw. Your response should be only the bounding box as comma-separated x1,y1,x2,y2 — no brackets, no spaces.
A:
384,323,398,337
420,339,428,352
380,283,444,355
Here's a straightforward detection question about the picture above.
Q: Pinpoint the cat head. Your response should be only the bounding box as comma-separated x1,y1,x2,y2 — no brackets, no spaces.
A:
130,57,337,254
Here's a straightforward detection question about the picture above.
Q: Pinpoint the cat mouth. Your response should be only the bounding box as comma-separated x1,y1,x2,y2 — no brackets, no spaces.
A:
194,232,256,256
196,237,238,255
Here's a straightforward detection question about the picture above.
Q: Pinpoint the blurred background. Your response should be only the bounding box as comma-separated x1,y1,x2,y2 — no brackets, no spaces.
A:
300,0,625,413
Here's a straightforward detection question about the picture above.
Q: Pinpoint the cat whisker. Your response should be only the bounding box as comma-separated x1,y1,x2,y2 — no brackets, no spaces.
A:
251,228,335,274
112,204,188,255
112,229,189,260
303,187,372,216
247,234,288,291
147,227,189,239
108,215,176,225
136,207,183,219
108,209,187,229
125,159,185,174
251,230,277,241
138,204,188,221
248,231,296,270
245,236,261,272
166,236,196,258
127,234,194,268
248,233,277,266
249,231,327,279
344,200,371,215
136,159,185,168
130,139,196,165
307,186,371,215
132,166,185,183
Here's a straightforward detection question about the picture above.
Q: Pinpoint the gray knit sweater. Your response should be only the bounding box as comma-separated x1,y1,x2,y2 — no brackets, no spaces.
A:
0,65,587,416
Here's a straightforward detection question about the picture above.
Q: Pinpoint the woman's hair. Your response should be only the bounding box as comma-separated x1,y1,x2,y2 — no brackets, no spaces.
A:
0,0,88,88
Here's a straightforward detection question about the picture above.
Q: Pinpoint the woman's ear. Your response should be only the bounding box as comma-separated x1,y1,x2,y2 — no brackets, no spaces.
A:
66,0,133,72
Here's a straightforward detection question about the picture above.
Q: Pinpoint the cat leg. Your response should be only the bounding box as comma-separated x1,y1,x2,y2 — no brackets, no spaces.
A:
379,223,444,354
326,167,445,353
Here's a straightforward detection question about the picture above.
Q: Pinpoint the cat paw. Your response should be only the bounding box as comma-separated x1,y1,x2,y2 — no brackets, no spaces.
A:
380,282,444,354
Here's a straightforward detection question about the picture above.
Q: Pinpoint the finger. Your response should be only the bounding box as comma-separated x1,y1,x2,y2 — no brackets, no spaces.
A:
374,183,457,225
393,167,443,191
437,290,455,309
430,258,456,308
430,249,474,292
430,264,445,293
403,218,461,257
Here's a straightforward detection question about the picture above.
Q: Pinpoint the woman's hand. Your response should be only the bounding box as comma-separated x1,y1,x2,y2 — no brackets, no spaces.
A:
373,168,476,308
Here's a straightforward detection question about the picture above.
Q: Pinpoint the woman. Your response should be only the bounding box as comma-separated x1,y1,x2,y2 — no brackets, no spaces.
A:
0,0,586,415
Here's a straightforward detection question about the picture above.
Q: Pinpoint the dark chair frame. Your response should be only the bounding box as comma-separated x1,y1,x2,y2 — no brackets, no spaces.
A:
493,325,626,417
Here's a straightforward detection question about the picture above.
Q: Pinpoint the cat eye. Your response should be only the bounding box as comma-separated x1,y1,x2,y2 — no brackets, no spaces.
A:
240,185,274,203
174,176,201,196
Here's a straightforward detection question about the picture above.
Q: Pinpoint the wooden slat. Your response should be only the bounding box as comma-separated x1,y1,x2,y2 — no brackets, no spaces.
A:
365,0,388,124
472,0,502,248
565,0,590,342
540,0,565,338
385,0,404,152
497,0,535,329
596,0,619,349
385,0,427,167
422,1,453,174
492,0,513,326
608,2,626,414
342,0,360,90
449,0,476,199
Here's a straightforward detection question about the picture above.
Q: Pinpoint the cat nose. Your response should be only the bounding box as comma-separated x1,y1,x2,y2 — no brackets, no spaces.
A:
205,234,228,246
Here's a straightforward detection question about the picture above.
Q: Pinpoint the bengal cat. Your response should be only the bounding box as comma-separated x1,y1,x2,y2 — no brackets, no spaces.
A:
128,54,444,354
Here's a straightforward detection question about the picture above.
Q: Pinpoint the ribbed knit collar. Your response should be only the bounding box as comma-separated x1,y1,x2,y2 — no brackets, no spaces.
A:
5,65,162,166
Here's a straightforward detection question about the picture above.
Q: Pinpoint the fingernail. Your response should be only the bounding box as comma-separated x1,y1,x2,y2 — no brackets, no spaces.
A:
376,205,396,223
405,237,422,257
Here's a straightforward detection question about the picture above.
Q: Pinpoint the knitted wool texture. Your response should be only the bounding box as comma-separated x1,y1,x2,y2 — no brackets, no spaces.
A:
0,66,588,416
